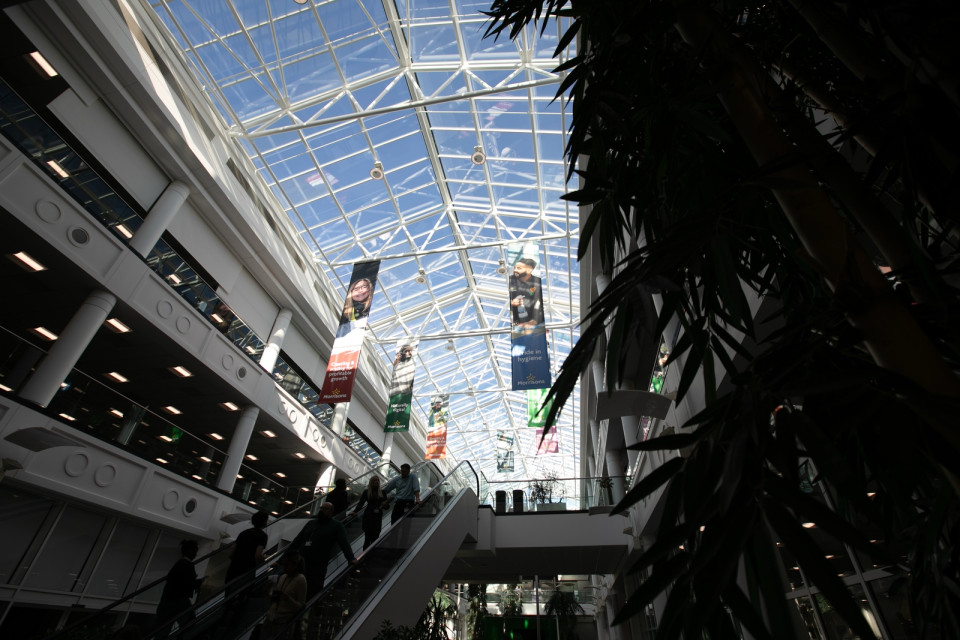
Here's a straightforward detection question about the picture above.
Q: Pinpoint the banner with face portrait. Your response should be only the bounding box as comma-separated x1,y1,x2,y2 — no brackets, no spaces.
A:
384,341,417,432
319,261,380,403
424,394,449,459
496,431,515,472
526,388,553,429
507,242,551,390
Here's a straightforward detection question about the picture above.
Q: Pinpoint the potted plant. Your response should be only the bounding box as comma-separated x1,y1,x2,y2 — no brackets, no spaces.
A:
530,472,565,511
545,589,585,640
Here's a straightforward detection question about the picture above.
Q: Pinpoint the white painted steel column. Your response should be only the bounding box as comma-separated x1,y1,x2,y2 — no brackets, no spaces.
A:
259,308,292,373
217,405,260,492
605,449,626,503
20,290,116,407
128,181,190,257
382,431,394,464
331,402,349,437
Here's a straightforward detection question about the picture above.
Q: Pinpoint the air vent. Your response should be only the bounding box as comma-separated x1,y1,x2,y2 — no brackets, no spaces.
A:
69,227,90,246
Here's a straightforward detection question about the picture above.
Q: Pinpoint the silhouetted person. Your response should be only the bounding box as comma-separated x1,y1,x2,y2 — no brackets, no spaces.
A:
155,539,202,637
351,476,388,549
323,478,349,515
224,510,268,600
288,502,357,600
382,463,421,524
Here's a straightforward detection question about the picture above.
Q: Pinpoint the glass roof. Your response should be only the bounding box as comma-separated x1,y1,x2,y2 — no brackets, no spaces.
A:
145,0,579,481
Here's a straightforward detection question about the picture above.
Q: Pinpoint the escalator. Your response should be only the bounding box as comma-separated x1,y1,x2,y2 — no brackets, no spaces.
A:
42,463,405,640
255,460,480,640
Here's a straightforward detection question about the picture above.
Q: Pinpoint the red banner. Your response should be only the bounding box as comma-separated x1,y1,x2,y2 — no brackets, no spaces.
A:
424,394,449,459
319,261,380,403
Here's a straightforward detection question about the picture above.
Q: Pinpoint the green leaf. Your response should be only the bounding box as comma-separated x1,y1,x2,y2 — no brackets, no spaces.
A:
611,456,684,515
612,553,689,626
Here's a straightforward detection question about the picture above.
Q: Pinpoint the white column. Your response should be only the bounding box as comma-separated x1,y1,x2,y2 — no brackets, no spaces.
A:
259,308,292,373
331,402,349,437
217,405,260,492
20,290,116,407
128,181,190,257
605,449,626,503
382,431,394,464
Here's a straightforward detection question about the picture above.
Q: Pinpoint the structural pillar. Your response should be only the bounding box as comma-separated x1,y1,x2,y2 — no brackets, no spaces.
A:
259,308,292,374
330,402,349,437
128,180,190,257
382,431,394,464
20,290,117,407
605,449,626,504
217,405,260,492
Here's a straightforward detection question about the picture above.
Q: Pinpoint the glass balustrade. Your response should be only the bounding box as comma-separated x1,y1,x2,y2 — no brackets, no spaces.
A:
478,474,631,512
0,76,385,471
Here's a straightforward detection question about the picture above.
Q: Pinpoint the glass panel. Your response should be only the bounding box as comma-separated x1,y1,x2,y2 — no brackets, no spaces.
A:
868,575,940,639
0,485,54,584
86,520,152,598
23,505,108,592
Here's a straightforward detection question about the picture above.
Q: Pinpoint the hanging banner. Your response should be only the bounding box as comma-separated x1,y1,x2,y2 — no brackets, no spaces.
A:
535,427,560,454
507,242,551,390
319,261,381,403
496,431,515,472
384,341,417,432
526,388,553,429
424,394,449,459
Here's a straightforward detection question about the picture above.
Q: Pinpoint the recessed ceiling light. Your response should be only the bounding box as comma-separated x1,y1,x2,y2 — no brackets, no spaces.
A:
283,500,293,505
46,160,69,178
191,474,203,480
109,409,124,418
209,432,224,440
156,458,169,464
30,327,58,341
294,452,306,459
167,273,182,284
29,51,58,77
10,251,46,272
162,406,181,415
105,318,131,333
237,474,243,479
260,487,270,493
58,413,76,421
169,366,193,378
802,522,816,529
115,224,133,239
0,383,12,392
261,430,276,438
246,454,258,461
245,346,257,354
200,456,212,462
210,313,224,323
220,402,239,411
275,472,286,478
158,435,173,442
106,372,129,383
248,500,257,505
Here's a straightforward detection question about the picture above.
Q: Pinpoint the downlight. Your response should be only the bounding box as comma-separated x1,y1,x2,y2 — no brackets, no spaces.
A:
496,259,507,275
415,268,426,284
369,162,384,180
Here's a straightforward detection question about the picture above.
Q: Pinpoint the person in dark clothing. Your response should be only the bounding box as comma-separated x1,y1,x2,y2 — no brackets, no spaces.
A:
225,510,268,586
382,463,421,524
155,539,203,636
351,476,388,549
323,477,350,515
288,502,357,599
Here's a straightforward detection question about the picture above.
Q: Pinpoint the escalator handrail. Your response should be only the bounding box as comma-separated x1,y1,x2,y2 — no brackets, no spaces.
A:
253,461,480,640
43,465,394,640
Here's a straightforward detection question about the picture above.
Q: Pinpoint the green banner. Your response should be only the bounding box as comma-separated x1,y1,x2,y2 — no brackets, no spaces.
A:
384,342,417,432
526,388,552,429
